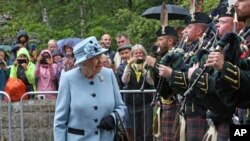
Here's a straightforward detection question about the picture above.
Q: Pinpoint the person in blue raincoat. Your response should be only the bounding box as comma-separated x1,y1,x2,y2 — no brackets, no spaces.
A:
0,48,11,99
54,36,127,141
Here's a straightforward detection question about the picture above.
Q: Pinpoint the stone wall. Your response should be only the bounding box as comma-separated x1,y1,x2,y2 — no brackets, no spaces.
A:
0,100,56,141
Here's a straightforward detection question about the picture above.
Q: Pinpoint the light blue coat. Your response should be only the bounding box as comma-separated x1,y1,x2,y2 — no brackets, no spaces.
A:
54,67,127,141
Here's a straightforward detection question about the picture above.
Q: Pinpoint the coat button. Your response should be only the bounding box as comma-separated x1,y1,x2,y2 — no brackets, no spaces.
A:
91,93,96,97
95,131,98,135
89,81,94,85
93,106,98,110
93,119,98,123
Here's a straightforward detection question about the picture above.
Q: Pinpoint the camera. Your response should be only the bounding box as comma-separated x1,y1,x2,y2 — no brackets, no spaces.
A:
135,58,144,64
0,61,4,65
40,58,48,64
40,55,50,64
17,58,27,64
65,52,73,59
37,95,46,100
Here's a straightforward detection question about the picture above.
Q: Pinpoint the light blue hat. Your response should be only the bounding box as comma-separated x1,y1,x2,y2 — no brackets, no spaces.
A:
73,36,108,65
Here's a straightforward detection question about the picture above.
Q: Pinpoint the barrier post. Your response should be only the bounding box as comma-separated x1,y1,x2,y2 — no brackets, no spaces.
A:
0,91,12,141
20,91,58,141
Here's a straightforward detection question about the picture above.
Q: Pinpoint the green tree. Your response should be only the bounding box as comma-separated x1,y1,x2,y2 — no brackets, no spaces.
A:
0,0,219,51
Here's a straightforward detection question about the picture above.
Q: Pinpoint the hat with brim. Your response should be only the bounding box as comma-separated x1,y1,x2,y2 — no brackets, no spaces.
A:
217,6,235,18
74,36,108,66
156,26,178,37
117,45,132,52
185,12,212,25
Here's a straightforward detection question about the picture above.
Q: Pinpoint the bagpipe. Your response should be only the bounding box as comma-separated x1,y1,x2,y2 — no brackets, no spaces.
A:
184,21,218,64
176,35,189,51
180,10,250,114
146,44,189,140
150,19,218,109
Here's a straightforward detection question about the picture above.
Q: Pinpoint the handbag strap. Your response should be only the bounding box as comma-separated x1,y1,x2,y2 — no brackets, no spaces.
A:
114,111,126,133
114,111,122,123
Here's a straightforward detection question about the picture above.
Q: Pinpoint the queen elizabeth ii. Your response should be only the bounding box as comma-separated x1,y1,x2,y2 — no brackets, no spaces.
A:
53,36,127,141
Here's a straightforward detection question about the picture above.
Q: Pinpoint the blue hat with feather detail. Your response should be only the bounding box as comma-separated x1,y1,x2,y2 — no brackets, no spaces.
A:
73,36,108,65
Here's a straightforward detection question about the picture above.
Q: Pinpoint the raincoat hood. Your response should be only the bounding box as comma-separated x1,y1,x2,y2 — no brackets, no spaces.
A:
0,47,9,61
17,29,29,41
52,49,63,57
17,47,30,59
41,49,53,59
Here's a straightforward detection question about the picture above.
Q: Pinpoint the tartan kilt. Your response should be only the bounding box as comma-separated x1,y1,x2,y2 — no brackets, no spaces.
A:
186,116,208,141
161,101,180,141
216,122,230,141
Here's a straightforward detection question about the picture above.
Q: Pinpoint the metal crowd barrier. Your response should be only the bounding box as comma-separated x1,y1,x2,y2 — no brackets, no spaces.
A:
120,89,156,93
20,91,58,141
0,89,157,141
0,91,12,141
121,89,157,141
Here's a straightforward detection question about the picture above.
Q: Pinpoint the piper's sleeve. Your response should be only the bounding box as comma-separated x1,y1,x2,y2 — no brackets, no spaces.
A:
190,69,236,119
235,69,250,108
217,61,240,90
189,68,208,94
169,70,188,95
189,68,215,108
214,61,250,108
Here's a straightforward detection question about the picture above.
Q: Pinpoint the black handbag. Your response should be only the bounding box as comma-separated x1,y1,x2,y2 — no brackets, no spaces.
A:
114,111,128,141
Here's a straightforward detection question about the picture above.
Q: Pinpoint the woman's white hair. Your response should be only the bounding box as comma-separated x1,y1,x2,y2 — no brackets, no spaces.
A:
131,44,147,57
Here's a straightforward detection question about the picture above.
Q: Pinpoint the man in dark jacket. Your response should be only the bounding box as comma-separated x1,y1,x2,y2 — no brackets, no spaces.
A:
205,0,250,126
145,26,180,141
100,34,115,63
11,29,30,61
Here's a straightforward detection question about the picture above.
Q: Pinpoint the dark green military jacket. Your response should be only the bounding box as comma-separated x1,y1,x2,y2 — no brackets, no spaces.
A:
168,39,210,117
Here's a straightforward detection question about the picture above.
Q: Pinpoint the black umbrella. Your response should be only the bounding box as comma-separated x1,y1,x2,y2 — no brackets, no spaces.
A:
142,4,190,20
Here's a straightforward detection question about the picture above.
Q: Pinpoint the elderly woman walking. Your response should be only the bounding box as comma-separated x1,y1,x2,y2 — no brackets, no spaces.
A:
53,36,127,141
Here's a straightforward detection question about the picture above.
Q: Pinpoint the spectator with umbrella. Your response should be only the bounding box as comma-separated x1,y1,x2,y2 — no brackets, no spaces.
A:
57,38,82,75
57,37,82,56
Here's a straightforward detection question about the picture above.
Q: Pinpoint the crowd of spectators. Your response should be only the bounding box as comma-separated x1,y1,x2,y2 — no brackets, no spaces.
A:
0,29,155,141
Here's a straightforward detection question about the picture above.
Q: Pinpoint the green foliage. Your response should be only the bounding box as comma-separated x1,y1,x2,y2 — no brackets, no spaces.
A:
0,0,219,51
111,9,159,49
202,0,220,14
